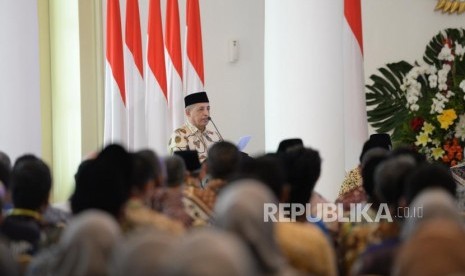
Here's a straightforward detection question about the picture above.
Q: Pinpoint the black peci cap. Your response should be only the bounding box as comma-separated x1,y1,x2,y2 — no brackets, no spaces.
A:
184,92,209,108
174,150,201,173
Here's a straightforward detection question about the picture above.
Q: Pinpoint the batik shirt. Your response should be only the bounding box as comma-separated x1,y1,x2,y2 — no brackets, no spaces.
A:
168,121,222,163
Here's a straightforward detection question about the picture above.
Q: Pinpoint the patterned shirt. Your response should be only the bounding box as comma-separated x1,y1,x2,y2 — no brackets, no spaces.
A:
168,121,222,163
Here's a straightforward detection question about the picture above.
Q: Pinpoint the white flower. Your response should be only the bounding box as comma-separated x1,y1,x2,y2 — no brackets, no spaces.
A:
460,80,465,92
410,104,419,111
438,44,454,61
455,42,465,57
428,74,438,88
455,114,465,141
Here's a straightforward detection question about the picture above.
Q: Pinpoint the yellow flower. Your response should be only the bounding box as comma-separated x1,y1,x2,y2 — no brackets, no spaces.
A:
422,122,435,135
431,147,445,160
437,109,457,130
415,131,431,147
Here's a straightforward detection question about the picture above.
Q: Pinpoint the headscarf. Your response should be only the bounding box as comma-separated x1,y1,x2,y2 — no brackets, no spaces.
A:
110,228,177,276
401,188,461,240
158,228,257,276
393,218,465,276
213,179,291,275
27,210,121,276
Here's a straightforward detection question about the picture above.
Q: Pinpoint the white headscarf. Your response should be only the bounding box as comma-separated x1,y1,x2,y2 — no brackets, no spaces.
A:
213,179,292,275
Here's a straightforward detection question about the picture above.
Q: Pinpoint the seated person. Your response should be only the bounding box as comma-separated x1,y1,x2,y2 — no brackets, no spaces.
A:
0,155,60,258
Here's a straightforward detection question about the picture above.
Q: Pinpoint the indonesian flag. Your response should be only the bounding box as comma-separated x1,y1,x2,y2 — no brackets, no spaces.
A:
165,0,184,131
146,0,169,154
125,0,146,150
343,0,368,170
184,0,204,95
104,0,127,147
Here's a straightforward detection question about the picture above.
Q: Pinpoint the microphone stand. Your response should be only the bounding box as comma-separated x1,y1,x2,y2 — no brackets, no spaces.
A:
208,116,224,141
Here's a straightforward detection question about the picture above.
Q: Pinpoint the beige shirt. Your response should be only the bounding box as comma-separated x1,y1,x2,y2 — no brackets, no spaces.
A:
168,121,222,163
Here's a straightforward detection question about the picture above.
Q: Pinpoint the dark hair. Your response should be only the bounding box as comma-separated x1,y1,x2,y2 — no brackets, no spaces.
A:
374,155,416,206
390,145,427,164
284,147,321,206
359,134,392,162
164,155,185,187
237,153,286,199
277,138,303,154
11,155,51,210
404,162,457,205
207,141,240,180
130,153,156,191
0,151,11,189
137,149,162,178
71,144,132,218
361,148,389,200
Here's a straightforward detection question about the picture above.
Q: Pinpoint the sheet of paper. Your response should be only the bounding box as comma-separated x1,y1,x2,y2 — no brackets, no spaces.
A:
237,135,252,151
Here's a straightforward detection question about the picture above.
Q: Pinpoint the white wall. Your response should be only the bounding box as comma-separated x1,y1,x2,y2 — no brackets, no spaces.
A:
0,0,42,162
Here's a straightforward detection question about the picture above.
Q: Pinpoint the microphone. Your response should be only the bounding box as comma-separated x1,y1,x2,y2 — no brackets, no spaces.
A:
208,116,224,141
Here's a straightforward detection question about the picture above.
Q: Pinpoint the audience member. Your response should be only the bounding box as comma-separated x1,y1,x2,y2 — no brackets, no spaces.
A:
183,141,241,226
214,179,297,275
337,133,392,209
158,228,257,276
70,144,132,219
122,151,184,235
0,155,55,257
110,227,177,276
393,190,465,276
27,210,121,276
153,155,193,228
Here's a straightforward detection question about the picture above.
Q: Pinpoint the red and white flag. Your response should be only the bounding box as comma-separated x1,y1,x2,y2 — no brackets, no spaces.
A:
343,0,368,170
125,0,146,150
184,0,204,95
104,0,127,147
165,0,184,130
146,0,169,154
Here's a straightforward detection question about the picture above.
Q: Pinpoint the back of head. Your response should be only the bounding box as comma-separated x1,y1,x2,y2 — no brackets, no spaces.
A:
11,154,51,210
130,152,157,192
361,148,389,200
174,150,201,175
207,141,240,180
214,179,286,274
402,189,461,239
404,162,457,205
394,218,465,276
71,144,132,218
53,210,121,276
237,153,286,200
390,145,427,164
284,147,321,205
159,229,256,276
359,133,392,162
374,155,416,207
111,228,176,276
277,138,303,154
0,151,11,190
136,149,162,180
164,155,186,187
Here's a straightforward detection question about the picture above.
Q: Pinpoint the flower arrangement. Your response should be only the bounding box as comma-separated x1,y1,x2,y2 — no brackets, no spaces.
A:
366,28,465,166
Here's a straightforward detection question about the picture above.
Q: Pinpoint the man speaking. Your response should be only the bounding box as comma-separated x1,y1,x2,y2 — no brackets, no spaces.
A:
168,91,223,163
